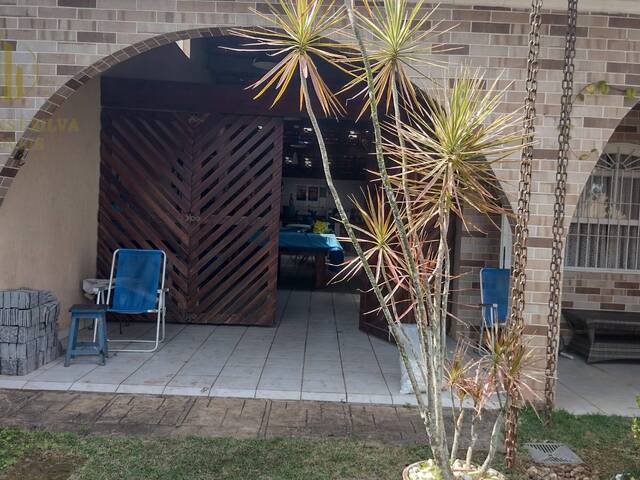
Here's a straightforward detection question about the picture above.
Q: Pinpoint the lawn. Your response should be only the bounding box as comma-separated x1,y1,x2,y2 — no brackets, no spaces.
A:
0,409,637,480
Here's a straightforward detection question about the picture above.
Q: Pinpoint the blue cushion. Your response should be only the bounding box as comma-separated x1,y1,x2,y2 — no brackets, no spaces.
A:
110,249,163,314
480,267,510,325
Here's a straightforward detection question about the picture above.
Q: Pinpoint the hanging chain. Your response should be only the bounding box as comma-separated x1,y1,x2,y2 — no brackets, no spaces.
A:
508,0,542,333
545,0,578,419
503,0,543,470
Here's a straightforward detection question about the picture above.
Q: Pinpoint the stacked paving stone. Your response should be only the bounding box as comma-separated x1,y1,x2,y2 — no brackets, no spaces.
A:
0,289,60,375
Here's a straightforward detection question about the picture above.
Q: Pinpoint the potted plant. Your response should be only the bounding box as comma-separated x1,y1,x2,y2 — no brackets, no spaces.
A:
230,0,532,477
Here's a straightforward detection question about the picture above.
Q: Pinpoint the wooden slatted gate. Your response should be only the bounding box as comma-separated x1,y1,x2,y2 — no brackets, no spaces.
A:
98,108,283,325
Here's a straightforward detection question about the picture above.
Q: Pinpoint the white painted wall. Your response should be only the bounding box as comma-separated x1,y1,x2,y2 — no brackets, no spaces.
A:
0,78,101,334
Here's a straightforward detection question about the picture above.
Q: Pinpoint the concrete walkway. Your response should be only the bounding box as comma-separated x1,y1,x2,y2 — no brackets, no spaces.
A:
0,389,494,446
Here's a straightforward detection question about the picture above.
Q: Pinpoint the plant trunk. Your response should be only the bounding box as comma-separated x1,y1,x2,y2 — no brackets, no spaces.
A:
465,413,480,468
390,77,413,231
299,71,431,418
341,4,451,479
478,391,510,476
450,400,464,463
477,411,505,476
342,0,432,333
428,195,452,475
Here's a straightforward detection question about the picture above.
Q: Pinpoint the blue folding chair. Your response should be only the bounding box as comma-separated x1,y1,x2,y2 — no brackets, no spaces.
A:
479,268,510,336
100,249,168,353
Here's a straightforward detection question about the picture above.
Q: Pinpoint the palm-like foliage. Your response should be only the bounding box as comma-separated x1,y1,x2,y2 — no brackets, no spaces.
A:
229,0,347,115
385,72,524,230
337,188,401,283
230,1,531,477
336,188,436,321
342,0,447,115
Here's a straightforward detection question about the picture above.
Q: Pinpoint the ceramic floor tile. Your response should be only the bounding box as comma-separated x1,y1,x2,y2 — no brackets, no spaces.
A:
164,385,210,396
301,391,347,402
0,378,27,389
302,379,345,393
30,363,99,382
209,387,256,399
69,382,119,393
23,381,72,391
167,374,217,389
214,367,262,389
116,384,165,395
256,389,301,400
391,394,419,406
347,393,392,405
258,378,301,391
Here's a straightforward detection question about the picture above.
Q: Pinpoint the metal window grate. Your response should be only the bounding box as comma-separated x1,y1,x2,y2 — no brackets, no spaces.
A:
524,443,583,465
566,147,640,270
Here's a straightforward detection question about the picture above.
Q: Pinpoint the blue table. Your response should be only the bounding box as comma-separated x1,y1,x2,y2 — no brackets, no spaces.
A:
278,231,344,287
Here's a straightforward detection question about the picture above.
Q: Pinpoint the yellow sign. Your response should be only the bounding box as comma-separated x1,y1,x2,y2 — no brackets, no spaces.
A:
1,40,38,100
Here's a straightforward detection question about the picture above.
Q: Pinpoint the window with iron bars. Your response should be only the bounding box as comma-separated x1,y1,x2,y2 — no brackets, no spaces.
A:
566,146,640,271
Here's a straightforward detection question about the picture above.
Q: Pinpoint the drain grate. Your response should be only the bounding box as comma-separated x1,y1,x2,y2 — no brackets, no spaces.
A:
524,443,583,465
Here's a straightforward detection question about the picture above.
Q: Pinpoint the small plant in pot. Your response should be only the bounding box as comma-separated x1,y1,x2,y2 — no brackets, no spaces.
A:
230,0,531,478
403,327,537,480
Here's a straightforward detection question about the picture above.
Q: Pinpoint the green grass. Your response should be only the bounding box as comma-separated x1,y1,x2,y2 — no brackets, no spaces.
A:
513,409,640,478
0,409,637,479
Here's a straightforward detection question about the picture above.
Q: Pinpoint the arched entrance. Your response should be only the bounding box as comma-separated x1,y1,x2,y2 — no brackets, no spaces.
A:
556,102,640,416
0,31,408,401
94,34,374,326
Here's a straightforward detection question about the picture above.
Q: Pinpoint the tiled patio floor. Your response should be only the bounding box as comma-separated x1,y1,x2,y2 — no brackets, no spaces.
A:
0,289,638,414
556,355,640,416
0,290,421,405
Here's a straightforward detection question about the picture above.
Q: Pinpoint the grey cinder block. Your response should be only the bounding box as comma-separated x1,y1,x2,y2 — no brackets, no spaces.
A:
0,326,18,344
0,289,60,376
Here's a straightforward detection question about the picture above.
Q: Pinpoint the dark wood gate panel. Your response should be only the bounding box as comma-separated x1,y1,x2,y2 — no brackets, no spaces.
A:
99,108,283,325
189,115,283,325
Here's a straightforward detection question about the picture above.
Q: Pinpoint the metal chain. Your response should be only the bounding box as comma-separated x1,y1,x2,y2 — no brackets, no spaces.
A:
545,0,578,419
504,0,543,469
508,0,542,334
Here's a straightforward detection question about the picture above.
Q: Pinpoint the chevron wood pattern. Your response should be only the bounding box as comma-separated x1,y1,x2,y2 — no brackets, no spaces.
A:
98,108,283,325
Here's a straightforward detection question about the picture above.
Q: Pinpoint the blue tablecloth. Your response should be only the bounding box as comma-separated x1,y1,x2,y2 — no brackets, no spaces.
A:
279,231,344,266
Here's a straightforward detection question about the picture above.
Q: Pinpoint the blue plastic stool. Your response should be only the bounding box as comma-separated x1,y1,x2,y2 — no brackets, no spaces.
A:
65,304,108,367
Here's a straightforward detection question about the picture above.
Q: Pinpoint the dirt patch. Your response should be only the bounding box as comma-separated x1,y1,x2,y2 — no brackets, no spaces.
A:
525,462,599,480
0,451,81,480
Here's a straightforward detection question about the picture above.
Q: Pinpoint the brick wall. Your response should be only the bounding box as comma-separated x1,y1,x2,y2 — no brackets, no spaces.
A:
1,0,640,389
609,102,640,144
563,270,640,312
561,102,640,316
450,210,501,339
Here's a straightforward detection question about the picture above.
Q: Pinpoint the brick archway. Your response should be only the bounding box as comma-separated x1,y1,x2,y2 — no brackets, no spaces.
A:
3,27,232,197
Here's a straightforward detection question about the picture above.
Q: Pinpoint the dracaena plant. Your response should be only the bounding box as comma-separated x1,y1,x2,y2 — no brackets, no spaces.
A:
230,0,529,478
446,325,537,477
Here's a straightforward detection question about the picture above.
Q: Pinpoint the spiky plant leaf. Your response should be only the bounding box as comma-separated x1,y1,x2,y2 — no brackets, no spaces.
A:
478,323,540,408
341,0,449,116
228,0,349,116
384,70,525,231
336,188,402,282
334,188,437,320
